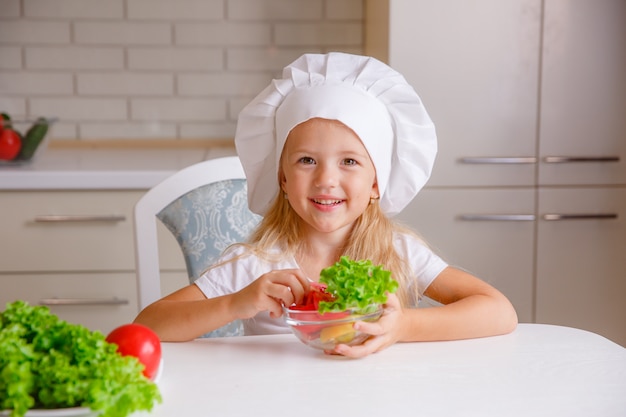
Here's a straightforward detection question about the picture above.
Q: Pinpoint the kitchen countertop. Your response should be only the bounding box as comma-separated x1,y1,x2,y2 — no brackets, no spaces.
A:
0,147,237,190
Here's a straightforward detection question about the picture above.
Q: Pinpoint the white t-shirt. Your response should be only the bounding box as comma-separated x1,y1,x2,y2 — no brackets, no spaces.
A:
194,232,448,335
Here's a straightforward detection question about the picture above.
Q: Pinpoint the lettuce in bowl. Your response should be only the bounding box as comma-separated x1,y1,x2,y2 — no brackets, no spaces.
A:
318,256,398,314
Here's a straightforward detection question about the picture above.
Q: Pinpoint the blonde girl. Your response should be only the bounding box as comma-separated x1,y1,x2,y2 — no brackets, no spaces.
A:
135,53,517,358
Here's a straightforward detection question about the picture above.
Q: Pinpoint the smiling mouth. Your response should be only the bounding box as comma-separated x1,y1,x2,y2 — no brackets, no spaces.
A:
312,198,343,206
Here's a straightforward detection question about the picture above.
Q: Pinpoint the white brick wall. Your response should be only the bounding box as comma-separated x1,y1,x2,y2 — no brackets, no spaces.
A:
0,0,364,141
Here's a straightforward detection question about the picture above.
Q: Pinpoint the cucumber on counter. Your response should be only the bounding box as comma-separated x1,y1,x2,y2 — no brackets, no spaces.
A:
17,117,49,161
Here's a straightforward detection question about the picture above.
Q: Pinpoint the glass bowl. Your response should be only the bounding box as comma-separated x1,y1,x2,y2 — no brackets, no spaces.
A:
283,304,383,351
0,117,58,166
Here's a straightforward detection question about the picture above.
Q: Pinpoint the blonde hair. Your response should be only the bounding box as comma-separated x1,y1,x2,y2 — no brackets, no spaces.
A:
245,194,420,307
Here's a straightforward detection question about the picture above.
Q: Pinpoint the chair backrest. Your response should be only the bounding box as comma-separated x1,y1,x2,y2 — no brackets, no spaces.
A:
133,156,261,336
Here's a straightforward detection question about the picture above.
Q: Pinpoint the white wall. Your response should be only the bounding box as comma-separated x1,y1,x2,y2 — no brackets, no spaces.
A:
0,0,364,142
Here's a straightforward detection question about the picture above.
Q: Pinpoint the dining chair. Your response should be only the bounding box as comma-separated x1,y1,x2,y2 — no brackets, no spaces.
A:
133,156,262,337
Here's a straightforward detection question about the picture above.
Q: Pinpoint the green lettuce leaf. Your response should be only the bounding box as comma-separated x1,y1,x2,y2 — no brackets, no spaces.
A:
318,256,398,313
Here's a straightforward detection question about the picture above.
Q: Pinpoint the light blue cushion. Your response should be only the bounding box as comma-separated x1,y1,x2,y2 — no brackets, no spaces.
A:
157,179,261,337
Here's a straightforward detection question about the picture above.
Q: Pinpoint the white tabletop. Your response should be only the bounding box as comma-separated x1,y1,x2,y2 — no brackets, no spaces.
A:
139,324,626,417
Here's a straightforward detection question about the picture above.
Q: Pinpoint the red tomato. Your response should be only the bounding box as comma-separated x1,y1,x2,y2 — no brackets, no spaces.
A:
299,282,333,310
106,323,162,380
0,129,22,160
289,283,346,338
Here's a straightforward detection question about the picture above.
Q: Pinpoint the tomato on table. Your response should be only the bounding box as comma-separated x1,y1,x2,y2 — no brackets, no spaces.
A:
106,323,162,380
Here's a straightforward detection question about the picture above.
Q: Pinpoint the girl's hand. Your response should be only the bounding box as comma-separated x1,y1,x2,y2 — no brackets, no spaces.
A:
232,269,310,320
330,292,406,358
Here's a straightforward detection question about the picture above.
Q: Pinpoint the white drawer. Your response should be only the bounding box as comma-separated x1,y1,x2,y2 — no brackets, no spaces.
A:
0,190,187,272
0,191,141,271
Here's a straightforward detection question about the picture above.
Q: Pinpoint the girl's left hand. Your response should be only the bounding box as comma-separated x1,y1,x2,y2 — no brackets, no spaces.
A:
330,292,406,358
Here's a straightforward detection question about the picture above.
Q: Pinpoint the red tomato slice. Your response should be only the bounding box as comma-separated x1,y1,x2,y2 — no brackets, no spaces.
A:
106,323,162,380
297,282,333,310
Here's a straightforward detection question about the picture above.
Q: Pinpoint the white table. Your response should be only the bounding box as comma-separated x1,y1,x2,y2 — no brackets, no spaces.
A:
140,324,626,417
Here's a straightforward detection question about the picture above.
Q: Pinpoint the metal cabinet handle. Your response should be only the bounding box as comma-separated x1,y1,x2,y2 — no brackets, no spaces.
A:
542,213,618,221
459,156,621,163
543,156,620,163
33,215,126,223
459,157,537,164
459,214,536,221
39,297,129,306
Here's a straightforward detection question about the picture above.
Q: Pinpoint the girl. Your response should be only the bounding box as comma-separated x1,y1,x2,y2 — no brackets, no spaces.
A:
134,52,517,358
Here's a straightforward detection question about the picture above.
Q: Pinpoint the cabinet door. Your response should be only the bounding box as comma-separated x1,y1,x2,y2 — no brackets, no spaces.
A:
536,187,626,347
388,0,541,187
396,188,536,322
0,191,140,271
0,190,186,273
539,0,626,185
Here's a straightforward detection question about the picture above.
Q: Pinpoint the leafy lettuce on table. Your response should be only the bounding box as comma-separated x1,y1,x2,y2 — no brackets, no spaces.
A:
0,300,161,417
318,256,398,313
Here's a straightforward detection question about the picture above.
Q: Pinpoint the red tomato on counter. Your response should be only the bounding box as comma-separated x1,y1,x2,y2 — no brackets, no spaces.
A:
0,128,22,160
106,323,162,380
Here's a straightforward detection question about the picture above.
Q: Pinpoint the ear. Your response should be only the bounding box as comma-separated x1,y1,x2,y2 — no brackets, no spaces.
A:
279,168,287,192
371,180,380,199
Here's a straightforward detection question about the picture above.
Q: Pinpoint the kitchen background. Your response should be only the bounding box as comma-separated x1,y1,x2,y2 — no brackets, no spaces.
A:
1,0,625,347
0,0,364,143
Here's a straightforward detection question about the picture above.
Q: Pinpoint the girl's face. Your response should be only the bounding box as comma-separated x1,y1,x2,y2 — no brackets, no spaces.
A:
280,118,379,238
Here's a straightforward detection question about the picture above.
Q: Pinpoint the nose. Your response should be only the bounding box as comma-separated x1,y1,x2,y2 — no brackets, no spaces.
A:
314,162,338,189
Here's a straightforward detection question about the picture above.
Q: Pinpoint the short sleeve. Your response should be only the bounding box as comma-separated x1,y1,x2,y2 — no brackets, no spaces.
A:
393,232,448,298
193,245,263,298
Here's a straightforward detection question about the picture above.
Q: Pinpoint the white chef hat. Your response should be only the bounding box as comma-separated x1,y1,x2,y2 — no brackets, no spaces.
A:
234,52,437,217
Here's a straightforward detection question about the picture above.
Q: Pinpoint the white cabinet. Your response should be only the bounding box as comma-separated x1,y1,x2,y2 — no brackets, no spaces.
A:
383,0,541,323
0,190,187,334
534,0,626,344
0,191,140,272
0,148,228,333
536,188,626,343
387,0,542,187
539,0,626,186
396,189,536,322
374,0,626,345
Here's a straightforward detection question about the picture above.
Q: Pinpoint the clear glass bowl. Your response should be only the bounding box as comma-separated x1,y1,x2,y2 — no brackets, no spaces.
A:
283,304,383,351
0,117,58,166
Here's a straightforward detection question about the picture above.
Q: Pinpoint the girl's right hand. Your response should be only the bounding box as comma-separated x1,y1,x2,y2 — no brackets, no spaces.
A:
231,269,310,319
